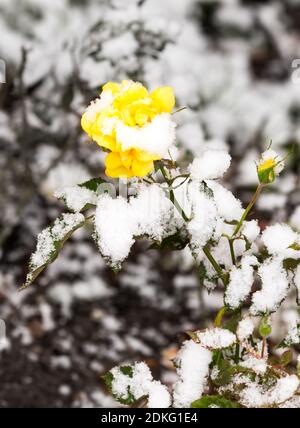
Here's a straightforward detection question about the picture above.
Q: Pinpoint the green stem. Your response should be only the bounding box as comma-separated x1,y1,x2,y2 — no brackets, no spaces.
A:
159,164,190,222
232,184,264,238
203,246,228,287
235,343,240,364
228,238,236,266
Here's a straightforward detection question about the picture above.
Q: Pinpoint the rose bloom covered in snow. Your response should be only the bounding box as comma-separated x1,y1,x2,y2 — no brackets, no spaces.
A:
81,80,176,178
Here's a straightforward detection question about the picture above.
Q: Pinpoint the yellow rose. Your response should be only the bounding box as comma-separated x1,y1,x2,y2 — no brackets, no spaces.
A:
81,80,176,178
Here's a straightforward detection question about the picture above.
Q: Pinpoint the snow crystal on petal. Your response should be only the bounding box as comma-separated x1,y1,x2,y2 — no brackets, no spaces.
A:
116,113,176,157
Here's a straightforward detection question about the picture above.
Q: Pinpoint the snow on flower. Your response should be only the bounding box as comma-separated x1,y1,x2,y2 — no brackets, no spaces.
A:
115,113,176,158
188,149,231,181
173,340,212,408
197,327,236,350
257,149,285,184
81,80,176,178
262,223,300,259
251,258,290,315
225,256,258,310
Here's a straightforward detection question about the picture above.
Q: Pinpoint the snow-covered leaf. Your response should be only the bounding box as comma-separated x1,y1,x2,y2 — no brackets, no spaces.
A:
22,213,86,289
191,395,240,408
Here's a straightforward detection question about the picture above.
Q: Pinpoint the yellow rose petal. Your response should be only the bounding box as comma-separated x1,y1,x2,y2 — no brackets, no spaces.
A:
131,159,154,177
93,134,116,151
102,82,121,94
81,113,93,136
105,152,123,170
105,165,134,178
120,150,134,170
151,86,175,113
134,149,159,163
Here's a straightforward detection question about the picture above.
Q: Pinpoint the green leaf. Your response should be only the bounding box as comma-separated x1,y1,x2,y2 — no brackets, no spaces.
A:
279,349,293,367
223,310,242,333
102,372,114,393
212,361,255,387
283,258,300,271
186,330,199,341
79,176,107,192
191,395,240,408
243,236,252,252
224,220,239,226
22,213,86,289
102,367,137,406
149,230,189,251
277,323,300,348
120,366,134,377
212,359,233,386
200,181,214,198
214,306,228,328
288,242,300,251
259,316,272,338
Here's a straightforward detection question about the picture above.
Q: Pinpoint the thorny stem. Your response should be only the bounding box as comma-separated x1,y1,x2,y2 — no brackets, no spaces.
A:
232,183,264,238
